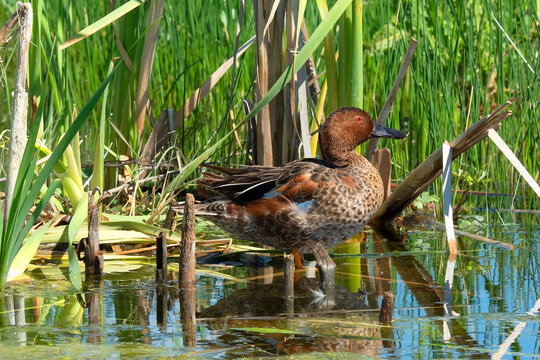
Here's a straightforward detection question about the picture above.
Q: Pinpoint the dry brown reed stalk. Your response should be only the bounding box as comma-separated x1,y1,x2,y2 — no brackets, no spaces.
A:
4,3,32,224
135,0,165,138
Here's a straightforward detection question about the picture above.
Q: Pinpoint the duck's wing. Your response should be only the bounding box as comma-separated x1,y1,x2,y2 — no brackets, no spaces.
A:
198,164,285,202
273,158,334,203
199,159,334,203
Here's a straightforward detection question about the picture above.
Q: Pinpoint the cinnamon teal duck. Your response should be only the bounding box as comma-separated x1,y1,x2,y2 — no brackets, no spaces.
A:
197,107,406,281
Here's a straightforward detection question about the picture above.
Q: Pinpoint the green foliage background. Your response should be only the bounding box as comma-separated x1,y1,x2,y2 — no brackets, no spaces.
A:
0,0,538,211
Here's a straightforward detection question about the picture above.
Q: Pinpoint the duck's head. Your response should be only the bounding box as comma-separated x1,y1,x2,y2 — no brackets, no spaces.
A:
320,107,406,166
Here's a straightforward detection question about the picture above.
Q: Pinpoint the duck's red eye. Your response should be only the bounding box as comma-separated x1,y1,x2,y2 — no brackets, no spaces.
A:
356,116,362,122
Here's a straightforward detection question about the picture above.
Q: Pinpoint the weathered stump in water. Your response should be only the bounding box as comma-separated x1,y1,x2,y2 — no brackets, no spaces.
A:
179,194,196,288
179,194,197,346
155,231,168,283
85,190,103,277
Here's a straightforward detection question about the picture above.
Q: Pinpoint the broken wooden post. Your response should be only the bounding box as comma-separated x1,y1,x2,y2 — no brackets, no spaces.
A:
155,231,168,283
85,190,103,277
283,253,295,316
371,101,512,225
179,194,197,346
179,194,196,288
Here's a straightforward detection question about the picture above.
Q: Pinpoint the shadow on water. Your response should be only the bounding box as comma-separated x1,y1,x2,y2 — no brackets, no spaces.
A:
0,217,538,359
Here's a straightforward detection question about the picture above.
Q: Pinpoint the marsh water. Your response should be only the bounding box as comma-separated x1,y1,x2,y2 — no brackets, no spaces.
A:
0,212,539,359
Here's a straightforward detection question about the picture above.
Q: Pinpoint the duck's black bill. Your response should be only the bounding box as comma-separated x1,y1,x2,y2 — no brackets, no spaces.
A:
371,122,407,139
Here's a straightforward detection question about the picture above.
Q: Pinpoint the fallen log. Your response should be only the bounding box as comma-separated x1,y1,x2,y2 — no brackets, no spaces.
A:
370,101,512,225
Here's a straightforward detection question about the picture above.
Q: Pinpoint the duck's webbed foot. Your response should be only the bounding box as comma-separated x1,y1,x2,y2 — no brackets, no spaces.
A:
313,243,336,290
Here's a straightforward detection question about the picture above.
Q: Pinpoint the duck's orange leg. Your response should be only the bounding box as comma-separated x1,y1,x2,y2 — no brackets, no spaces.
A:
292,249,304,268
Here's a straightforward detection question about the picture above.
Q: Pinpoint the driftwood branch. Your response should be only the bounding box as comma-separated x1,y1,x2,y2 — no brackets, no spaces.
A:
371,101,512,225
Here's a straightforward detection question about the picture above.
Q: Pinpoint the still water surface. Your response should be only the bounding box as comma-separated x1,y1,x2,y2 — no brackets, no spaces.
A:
0,215,538,359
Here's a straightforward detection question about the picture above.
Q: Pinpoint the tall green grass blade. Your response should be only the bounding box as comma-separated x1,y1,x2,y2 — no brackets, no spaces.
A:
59,0,146,50
39,38,62,112
294,1,308,49
349,0,363,108
135,1,164,135
0,193,3,263
28,0,43,99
